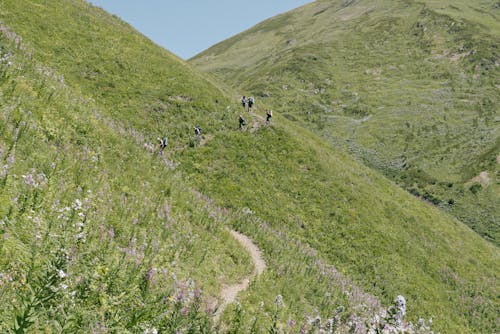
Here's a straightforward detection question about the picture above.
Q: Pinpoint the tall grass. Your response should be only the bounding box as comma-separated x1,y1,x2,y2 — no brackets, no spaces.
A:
191,0,500,246
0,0,498,332
0,28,252,332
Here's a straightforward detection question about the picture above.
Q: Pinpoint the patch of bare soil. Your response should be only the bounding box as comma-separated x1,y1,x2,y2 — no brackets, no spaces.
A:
471,171,490,187
213,230,266,320
199,134,214,146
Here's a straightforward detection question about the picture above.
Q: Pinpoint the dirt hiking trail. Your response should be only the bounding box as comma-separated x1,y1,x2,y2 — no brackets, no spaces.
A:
248,111,268,133
213,230,266,320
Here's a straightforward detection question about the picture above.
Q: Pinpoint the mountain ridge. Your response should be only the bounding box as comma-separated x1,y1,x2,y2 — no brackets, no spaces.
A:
191,0,500,246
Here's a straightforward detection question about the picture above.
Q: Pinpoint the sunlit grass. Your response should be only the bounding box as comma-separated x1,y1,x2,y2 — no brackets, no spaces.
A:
0,0,498,332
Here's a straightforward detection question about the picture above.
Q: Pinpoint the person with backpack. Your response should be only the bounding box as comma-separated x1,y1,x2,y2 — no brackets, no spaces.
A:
194,125,202,136
157,135,168,154
266,109,273,125
241,96,247,110
239,115,247,130
248,96,254,112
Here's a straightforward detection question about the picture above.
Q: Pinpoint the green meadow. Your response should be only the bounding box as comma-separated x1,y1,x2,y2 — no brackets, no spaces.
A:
192,0,500,246
0,0,498,332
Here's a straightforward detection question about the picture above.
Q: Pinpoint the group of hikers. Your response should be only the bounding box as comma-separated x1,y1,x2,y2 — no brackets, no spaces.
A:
241,95,255,112
157,125,202,154
157,95,273,154
239,95,273,130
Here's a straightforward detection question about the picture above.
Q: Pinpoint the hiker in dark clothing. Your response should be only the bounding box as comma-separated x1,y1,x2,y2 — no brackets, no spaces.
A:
239,115,246,130
248,96,254,112
241,96,247,110
157,136,168,154
194,126,202,136
266,109,273,125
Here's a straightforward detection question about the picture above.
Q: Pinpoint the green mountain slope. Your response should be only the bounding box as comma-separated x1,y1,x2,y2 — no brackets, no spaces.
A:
0,0,498,332
0,20,252,333
191,0,500,246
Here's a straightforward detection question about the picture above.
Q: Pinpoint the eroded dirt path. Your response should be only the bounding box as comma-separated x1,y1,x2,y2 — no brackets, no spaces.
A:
213,230,266,320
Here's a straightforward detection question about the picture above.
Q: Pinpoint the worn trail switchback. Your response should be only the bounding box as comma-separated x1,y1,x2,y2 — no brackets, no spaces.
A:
213,230,266,320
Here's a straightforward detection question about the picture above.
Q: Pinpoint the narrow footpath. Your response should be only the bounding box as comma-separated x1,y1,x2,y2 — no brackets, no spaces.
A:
213,230,266,320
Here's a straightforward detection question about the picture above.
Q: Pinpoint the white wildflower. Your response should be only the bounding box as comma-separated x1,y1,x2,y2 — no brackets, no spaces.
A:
396,295,406,315
36,172,47,185
241,207,254,215
75,232,86,243
57,269,67,279
72,199,82,210
274,294,285,308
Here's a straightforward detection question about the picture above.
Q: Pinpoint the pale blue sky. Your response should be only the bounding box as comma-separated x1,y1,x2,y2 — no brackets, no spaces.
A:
89,1,312,59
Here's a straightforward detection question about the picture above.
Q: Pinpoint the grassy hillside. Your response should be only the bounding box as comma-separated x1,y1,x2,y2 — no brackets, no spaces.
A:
191,0,500,246
0,5,253,332
1,0,499,332
178,117,499,332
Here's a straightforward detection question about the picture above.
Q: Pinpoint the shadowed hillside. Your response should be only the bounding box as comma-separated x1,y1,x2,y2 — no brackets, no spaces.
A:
191,0,500,246
0,0,498,332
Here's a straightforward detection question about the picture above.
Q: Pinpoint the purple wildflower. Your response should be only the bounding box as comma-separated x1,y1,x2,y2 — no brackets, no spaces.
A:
144,267,155,284
22,173,36,187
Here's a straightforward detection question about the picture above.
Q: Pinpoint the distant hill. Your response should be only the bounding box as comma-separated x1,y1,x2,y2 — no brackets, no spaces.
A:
191,0,500,246
0,0,498,332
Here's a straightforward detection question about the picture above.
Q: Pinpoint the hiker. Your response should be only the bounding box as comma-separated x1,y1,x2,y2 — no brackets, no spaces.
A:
248,96,254,112
194,125,202,136
266,109,273,125
239,115,246,130
241,96,247,110
157,136,168,154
